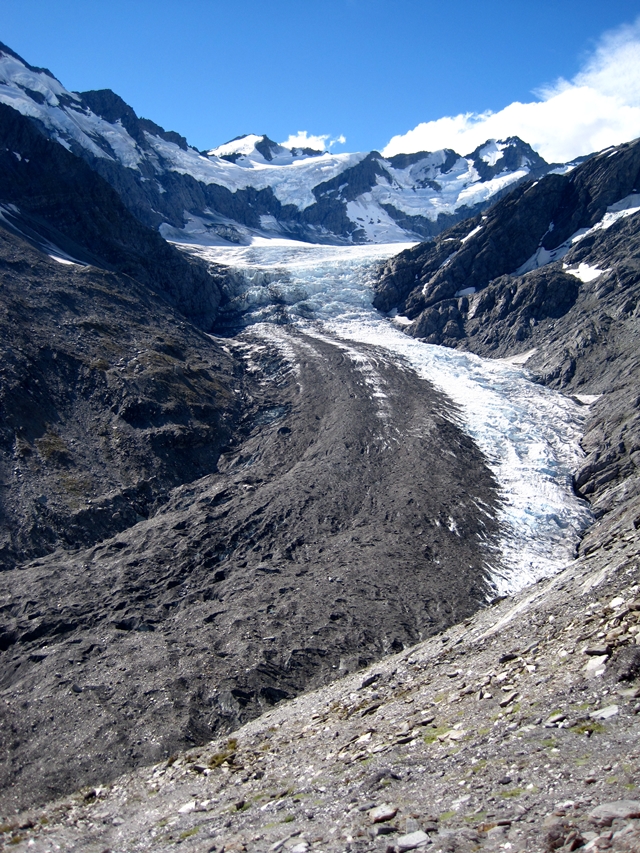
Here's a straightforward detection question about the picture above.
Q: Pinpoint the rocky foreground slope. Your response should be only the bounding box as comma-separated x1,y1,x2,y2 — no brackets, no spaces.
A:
0,49,514,815
0,224,501,814
2,491,639,853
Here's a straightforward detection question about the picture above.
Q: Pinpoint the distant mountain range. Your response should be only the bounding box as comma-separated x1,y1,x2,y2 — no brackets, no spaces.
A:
0,41,568,245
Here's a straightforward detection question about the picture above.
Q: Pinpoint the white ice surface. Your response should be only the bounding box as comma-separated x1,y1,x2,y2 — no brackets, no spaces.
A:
478,140,507,167
149,134,366,210
193,241,592,595
346,198,416,242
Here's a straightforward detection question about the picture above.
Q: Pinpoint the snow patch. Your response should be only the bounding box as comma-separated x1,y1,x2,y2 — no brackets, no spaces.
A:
478,140,506,167
460,225,482,244
564,262,608,283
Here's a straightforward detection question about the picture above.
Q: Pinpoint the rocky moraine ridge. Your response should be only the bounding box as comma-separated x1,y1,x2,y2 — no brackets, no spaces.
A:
0,41,638,853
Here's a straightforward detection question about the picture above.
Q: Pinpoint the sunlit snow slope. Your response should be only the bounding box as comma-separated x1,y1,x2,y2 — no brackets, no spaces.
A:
187,240,592,595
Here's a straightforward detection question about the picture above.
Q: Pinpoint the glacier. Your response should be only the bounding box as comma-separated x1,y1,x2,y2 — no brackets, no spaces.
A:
184,240,593,596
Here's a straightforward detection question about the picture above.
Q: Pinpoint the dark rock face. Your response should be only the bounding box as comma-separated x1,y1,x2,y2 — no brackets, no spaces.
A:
0,103,226,329
373,138,640,559
0,227,240,569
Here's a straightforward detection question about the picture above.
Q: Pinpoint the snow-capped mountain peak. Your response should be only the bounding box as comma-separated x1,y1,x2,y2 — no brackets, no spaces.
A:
207,133,324,166
0,41,558,246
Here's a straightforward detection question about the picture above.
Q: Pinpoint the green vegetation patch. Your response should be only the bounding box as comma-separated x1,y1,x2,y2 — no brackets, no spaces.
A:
570,721,605,736
423,725,450,744
179,827,199,840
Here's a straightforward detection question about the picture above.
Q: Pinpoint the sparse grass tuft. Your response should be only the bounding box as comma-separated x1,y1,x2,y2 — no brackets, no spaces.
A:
570,721,605,736
423,725,450,744
179,827,199,840
500,788,524,799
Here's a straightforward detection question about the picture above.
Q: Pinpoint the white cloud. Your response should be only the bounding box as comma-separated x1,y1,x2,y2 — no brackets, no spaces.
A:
383,18,640,163
280,130,346,151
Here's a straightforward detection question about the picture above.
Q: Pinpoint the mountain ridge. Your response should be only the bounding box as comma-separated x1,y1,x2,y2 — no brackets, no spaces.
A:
0,41,565,246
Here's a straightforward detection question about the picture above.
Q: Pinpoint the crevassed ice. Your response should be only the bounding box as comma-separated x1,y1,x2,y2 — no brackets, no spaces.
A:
187,240,592,595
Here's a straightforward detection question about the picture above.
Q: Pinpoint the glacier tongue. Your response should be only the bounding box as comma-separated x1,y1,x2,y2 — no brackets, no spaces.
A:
189,240,592,595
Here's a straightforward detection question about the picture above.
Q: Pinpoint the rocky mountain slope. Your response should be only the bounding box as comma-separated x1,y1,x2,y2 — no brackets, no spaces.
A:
0,100,227,330
0,39,639,853
0,42,556,245
3,495,640,853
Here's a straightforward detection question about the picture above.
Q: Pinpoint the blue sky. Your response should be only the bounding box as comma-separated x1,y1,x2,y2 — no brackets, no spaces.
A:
1,0,640,158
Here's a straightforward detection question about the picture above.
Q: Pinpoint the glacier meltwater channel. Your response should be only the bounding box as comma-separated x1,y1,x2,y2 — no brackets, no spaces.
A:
185,240,593,596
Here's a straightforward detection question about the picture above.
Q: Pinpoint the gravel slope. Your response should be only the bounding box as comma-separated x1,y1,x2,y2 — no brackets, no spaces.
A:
3,495,639,852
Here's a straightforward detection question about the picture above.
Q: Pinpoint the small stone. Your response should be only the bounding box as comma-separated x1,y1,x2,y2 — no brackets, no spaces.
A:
499,652,519,663
395,734,415,745
589,800,640,825
396,829,430,850
370,825,397,837
178,801,196,814
583,646,611,657
584,655,608,676
446,728,466,741
589,704,618,720
487,825,506,838
499,691,518,707
290,844,309,853
545,713,566,727
369,803,398,823
498,776,513,785
617,686,640,699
